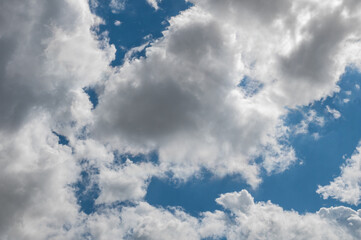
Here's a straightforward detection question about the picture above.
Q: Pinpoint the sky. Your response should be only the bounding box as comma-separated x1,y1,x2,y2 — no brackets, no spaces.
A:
1,0,361,239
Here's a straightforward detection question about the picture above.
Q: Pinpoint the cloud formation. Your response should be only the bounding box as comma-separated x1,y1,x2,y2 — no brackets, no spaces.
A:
94,0,361,185
83,190,361,239
0,0,113,238
1,0,361,238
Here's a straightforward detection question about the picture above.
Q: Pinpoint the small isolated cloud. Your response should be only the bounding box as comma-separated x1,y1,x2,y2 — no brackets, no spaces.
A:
317,143,361,205
326,105,341,119
114,20,122,26
312,132,321,140
146,0,161,10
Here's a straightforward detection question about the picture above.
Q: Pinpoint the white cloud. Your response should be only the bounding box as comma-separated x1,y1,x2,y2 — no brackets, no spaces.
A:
0,0,114,134
0,115,80,239
317,143,361,205
326,105,342,119
192,0,361,105
94,0,361,186
114,20,122,26
96,160,162,204
146,0,161,10
216,189,254,213
215,190,361,240
0,0,114,238
93,5,282,186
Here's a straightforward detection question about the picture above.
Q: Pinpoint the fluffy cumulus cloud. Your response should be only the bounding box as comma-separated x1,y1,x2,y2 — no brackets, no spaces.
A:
0,0,113,238
0,0,114,133
0,115,80,239
317,143,361,205
78,190,361,239
93,0,361,185
1,0,361,239
214,190,361,240
96,160,162,204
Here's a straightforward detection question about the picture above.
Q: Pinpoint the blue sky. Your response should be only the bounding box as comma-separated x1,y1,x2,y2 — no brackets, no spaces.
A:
91,0,192,65
2,0,361,239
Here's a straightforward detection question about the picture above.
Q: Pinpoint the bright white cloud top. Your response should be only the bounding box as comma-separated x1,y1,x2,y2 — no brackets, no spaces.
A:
1,0,361,239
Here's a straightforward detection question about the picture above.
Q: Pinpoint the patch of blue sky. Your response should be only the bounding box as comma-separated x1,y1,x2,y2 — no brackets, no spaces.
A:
83,87,99,109
202,237,227,240
91,0,192,66
52,131,70,146
238,75,264,97
74,161,100,214
146,170,250,217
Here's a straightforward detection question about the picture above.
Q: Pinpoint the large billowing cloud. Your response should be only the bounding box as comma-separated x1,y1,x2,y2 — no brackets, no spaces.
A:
93,0,361,185
0,0,113,238
1,0,361,238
